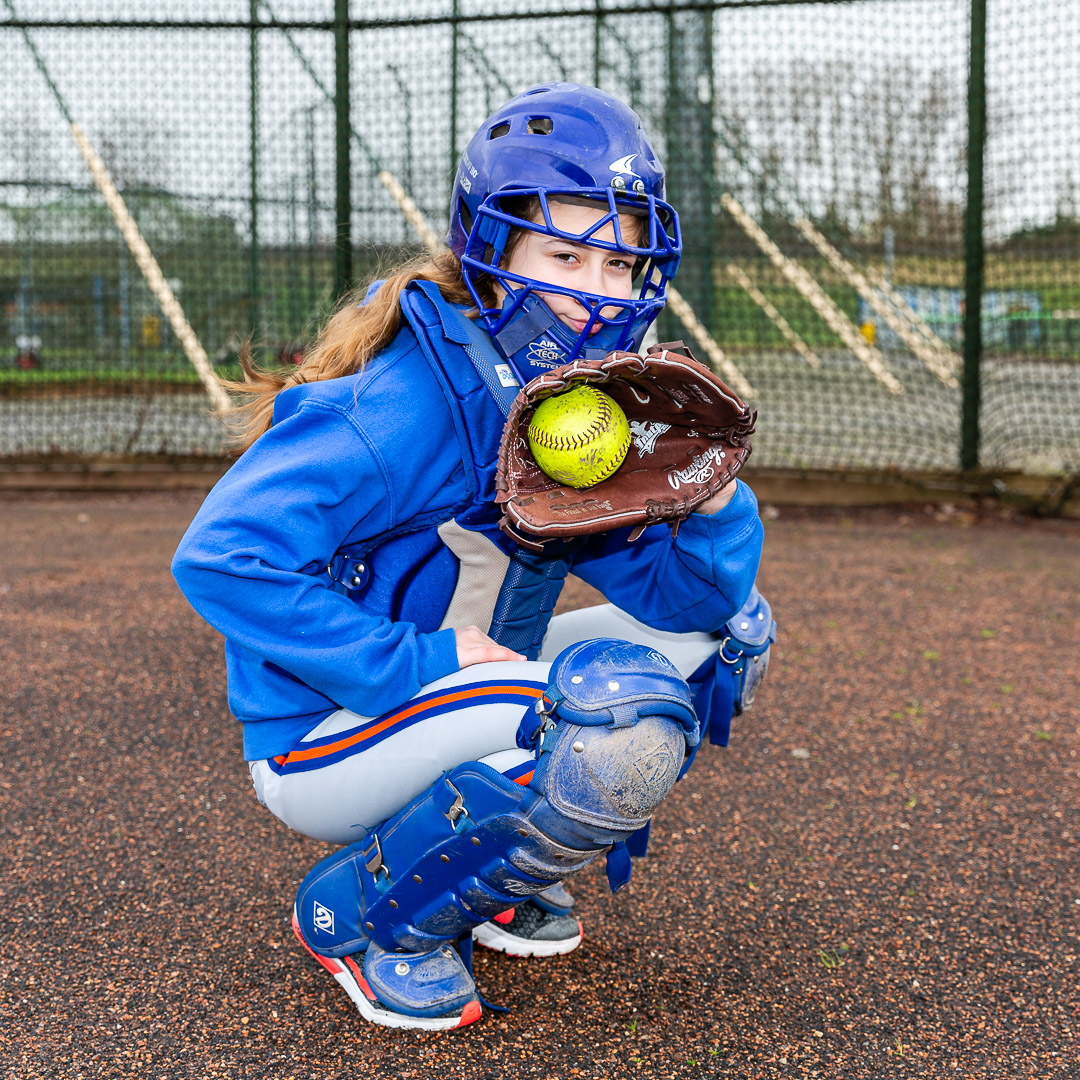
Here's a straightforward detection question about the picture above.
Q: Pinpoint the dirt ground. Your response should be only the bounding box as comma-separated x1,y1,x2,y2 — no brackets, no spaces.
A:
0,491,1077,1079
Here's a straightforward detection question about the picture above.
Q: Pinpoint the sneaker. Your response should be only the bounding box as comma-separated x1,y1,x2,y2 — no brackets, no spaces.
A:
472,899,583,957
292,908,482,1031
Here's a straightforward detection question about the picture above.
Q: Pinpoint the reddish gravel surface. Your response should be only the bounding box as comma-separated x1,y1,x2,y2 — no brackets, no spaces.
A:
1,491,1078,1079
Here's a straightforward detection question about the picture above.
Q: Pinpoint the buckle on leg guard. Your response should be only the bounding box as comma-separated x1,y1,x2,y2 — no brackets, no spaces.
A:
443,780,470,833
718,637,746,672
361,834,391,886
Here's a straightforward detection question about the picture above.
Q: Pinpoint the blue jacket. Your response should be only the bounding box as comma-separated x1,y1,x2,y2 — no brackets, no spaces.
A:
172,282,764,761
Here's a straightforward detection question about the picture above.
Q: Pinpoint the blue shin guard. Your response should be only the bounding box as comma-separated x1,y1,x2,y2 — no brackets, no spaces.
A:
296,760,606,957
295,639,699,969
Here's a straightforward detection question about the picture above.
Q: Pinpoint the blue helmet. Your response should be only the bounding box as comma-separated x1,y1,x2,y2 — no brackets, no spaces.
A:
447,83,681,382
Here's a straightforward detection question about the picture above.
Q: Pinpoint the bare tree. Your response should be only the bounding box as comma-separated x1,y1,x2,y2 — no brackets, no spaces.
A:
0,114,63,189
716,57,978,248
97,106,175,193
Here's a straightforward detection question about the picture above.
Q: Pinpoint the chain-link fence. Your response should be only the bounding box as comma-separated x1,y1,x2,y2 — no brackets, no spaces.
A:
2,1,1077,490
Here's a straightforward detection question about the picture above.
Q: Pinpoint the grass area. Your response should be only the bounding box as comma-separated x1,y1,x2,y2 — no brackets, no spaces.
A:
704,255,1080,353
0,362,245,395
4,251,1079,378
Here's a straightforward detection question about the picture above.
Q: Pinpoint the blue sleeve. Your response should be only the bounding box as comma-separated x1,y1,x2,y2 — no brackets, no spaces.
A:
570,480,764,634
171,399,459,718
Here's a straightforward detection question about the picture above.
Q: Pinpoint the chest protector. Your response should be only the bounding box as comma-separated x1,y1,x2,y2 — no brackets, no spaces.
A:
326,280,580,659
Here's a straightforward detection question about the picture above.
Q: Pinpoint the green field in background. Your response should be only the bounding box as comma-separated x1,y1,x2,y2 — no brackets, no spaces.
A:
3,252,1079,384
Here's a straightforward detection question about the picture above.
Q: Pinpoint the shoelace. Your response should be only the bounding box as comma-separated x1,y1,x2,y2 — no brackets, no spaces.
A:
457,933,510,1014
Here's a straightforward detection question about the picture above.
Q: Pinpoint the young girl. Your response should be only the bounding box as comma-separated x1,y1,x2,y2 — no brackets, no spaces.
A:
173,83,770,1031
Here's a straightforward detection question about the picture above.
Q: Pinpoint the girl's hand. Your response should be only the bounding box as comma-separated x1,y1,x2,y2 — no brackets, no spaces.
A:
695,480,739,516
455,625,527,668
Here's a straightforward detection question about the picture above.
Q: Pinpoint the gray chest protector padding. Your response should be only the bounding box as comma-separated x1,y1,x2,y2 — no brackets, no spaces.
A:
437,519,574,659
436,520,510,633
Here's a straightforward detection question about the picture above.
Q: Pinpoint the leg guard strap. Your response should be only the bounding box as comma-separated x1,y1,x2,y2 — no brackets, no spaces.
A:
687,586,777,748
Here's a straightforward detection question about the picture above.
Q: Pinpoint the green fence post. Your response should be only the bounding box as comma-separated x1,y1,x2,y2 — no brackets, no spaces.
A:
594,0,603,89
962,0,987,471
661,7,714,349
334,0,353,299
450,0,460,185
306,105,317,317
249,0,260,340
657,5,676,345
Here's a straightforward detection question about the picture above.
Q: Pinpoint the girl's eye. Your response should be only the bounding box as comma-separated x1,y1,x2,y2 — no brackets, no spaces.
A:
552,251,577,264
609,259,634,271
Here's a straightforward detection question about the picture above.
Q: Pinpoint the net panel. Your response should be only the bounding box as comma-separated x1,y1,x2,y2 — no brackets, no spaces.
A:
0,0,1076,484
980,0,1080,475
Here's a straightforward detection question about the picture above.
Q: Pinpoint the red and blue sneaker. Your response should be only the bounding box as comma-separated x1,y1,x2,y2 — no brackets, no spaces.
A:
292,908,482,1031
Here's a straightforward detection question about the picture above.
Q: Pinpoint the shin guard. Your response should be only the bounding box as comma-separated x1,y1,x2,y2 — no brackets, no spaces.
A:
295,760,605,956
295,638,698,959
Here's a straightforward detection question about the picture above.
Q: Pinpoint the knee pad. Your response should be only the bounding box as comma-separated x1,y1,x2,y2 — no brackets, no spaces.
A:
295,638,698,959
524,638,698,845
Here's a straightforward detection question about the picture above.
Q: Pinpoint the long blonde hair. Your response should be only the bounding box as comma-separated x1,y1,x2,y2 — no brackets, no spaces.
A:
226,249,487,451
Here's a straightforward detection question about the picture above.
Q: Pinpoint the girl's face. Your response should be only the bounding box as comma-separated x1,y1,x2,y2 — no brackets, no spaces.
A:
499,199,641,334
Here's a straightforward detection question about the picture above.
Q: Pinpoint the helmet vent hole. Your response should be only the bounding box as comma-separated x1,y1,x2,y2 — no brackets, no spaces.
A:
526,117,553,135
488,122,511,140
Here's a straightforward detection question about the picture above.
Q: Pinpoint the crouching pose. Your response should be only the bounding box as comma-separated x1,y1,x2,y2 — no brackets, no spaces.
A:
172,83,775,1030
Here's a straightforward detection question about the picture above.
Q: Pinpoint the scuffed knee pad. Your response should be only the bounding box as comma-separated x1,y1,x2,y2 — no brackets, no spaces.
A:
526,638,698,839
542,638,699,741
536,713,686,835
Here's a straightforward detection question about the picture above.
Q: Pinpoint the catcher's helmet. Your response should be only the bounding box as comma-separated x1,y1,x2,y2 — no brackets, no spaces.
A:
448,83,682,377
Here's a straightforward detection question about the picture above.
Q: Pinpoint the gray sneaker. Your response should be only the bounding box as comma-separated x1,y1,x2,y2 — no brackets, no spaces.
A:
472,898,583,957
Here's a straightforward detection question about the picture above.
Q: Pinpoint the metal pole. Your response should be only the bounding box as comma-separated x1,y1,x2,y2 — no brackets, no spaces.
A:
249,0,260,339
661,9,714,349
702,6,716,335
388,65,413,244
119,233,130,368
657,5,677,344
961,0,986,471
593,0,602,89
334,0,353,298
288,172,301,336
450,0,460,187
306,105,317,314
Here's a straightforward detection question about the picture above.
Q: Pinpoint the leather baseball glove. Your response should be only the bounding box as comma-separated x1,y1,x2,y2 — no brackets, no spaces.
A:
495,342,756,550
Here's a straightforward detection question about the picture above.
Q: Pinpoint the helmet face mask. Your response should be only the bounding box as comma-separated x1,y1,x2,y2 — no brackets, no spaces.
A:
463,187,680,356
447,84,682,380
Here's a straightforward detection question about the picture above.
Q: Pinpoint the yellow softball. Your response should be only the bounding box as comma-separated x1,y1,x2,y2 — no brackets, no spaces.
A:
526,385,631,489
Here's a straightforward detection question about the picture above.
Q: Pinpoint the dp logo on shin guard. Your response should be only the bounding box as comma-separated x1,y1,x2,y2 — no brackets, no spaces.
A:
312,900,335,935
